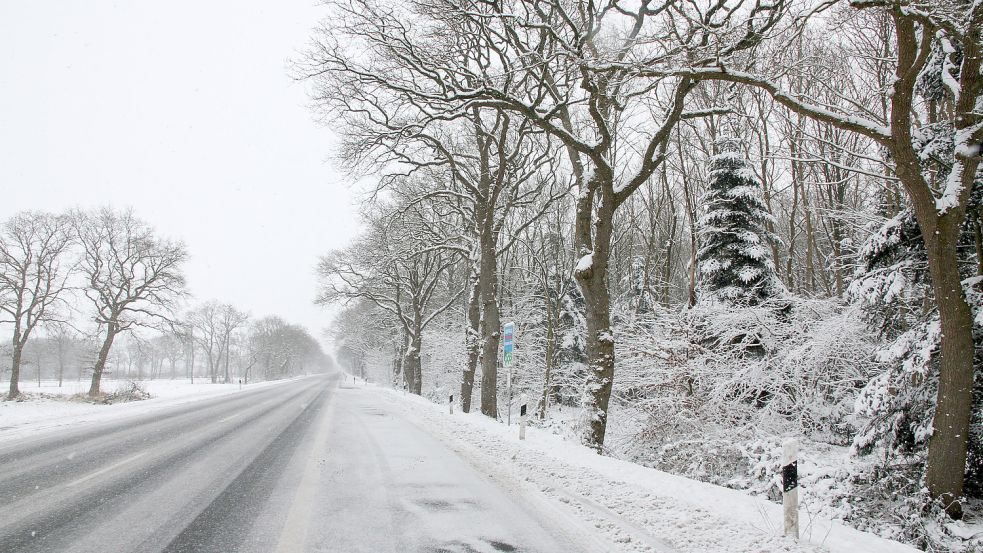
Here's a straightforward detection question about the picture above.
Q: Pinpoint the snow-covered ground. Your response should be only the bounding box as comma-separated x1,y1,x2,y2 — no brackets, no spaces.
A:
0,377,296,444
0,375,960,552
371,384,921,553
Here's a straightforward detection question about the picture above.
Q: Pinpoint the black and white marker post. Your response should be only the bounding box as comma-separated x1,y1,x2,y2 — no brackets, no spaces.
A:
782,439,799,539
449,394,454,414
519,394,528,440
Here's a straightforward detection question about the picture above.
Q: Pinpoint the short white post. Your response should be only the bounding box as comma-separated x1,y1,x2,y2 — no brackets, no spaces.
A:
449,394,454,414
782,439,799,539
519,394,528,440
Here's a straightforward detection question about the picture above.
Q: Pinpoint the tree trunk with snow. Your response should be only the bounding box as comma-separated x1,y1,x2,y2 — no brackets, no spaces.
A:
888,9,980,515
461,259,480,412
478,213,502,418
8,326,23,398
538,302,559,420
405,329,423,396
89,322,118,397
573,173,617,451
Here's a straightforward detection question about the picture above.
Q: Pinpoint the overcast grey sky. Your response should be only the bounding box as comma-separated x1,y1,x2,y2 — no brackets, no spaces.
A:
0,1,358,343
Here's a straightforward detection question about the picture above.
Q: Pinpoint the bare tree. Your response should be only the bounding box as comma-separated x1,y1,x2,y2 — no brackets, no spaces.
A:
317,205,461,394
0,211,73,398
301,0,782,448
301,16,568,415
218,304,249,383
48,323,80,387
187,301,224,384
74,208,187,397
430,0,779,449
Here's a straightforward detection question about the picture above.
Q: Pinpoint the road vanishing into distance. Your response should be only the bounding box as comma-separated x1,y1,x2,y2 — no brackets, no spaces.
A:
0,375,588,553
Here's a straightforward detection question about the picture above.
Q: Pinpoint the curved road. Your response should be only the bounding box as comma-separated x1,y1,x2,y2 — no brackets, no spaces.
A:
0,375,588,553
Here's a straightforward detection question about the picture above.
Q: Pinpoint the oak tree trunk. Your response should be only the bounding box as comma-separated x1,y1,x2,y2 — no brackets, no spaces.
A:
89,323,118,397
537,308,558,419
922,217,976,517
461,267,480,413
574,178,617,451
7,328,23,398
478,229,501,418
404,331,423,395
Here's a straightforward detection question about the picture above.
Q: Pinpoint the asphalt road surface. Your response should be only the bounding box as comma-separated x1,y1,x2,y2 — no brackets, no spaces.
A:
0,374,589,553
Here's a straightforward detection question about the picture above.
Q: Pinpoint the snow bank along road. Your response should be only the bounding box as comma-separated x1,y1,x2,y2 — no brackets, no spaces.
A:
0,374,591,553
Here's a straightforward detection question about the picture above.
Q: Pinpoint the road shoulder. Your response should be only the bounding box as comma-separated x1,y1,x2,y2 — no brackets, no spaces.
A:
366,385,919,553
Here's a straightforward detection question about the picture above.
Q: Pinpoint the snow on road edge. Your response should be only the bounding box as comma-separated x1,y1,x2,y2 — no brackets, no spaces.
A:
0,377,304,445
372,386,919,553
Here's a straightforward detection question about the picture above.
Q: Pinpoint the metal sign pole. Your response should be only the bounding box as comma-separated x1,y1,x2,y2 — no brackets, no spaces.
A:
503,322,515,426
507,372,513,426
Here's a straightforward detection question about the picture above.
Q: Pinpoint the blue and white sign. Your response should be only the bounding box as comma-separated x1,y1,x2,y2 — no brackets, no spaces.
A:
502,322,515,368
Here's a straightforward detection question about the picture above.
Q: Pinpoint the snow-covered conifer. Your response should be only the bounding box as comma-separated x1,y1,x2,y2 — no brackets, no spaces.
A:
697,137,783,306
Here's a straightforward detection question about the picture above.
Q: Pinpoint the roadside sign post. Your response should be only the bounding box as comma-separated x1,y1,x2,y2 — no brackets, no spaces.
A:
449,394,454,414
503,322,515,426
782,439,799,539
519,394,528,440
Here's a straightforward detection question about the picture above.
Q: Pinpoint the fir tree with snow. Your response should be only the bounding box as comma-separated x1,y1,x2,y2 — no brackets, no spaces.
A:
697,137,783,306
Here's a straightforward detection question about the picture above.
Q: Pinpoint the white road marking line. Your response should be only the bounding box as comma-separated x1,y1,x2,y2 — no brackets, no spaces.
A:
274,395,336,553
219,413,241,424
66,451,148,488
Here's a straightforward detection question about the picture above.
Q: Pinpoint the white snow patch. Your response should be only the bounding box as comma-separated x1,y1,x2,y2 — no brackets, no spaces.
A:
371,386,919,553
575,253,594,274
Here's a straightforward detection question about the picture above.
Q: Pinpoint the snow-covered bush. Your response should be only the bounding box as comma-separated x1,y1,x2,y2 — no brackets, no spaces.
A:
615,299,879,485
102,380,152,404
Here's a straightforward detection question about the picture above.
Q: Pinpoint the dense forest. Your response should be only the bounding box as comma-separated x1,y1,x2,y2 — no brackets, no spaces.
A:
304,0,982,550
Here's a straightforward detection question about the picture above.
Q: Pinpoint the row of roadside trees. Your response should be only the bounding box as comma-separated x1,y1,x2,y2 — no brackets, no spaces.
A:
0,207,327,398
304,0,981,521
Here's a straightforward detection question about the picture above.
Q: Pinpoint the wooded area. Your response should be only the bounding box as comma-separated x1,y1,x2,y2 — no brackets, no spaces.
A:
304,0,982,547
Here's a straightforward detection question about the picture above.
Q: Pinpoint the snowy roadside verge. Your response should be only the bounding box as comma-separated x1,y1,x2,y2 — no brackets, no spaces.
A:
372,386,919,553
0,377,301,445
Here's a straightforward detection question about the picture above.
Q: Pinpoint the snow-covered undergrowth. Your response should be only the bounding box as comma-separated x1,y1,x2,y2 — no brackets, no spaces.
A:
608,301,981,552
0,378,291,443
373,384,920,553
400,298,982,552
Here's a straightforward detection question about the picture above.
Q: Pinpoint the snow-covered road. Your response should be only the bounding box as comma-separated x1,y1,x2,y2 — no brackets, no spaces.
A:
0,375,592,553
0,375,922,553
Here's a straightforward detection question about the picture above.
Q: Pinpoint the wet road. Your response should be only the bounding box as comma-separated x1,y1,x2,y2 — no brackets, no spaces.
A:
0,375,587,553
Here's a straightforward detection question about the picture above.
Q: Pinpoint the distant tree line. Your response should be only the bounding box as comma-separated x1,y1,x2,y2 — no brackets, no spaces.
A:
0,207,330,398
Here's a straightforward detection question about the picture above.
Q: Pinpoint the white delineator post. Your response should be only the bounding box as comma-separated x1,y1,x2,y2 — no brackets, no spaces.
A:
449,394,454,414
782,439,799,539
519,394,528,440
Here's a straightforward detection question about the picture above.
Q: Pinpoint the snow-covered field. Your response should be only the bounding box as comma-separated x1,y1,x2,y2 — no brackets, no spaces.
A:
371,384,921,553
0,378,295,444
